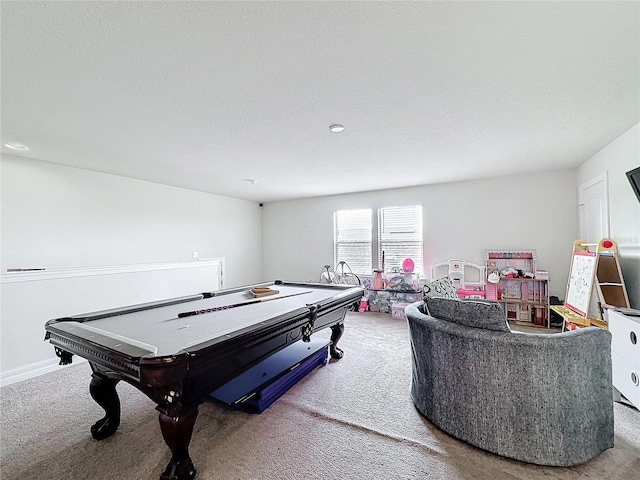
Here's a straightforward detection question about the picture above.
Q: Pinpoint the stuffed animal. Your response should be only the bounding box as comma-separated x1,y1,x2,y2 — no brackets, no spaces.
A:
500,267,519,278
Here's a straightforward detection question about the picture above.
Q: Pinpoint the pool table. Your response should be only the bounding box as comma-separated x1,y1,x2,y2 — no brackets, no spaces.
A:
44,280,363,480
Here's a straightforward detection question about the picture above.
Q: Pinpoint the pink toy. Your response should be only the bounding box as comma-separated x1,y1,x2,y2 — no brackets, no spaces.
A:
402,258,415,273
372,269,384,289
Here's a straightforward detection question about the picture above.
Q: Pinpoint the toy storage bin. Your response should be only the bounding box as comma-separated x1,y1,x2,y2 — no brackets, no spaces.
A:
383,272,420,291
391,302,409,320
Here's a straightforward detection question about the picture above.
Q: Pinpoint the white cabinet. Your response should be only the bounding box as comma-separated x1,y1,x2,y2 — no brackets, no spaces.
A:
609,309,640,409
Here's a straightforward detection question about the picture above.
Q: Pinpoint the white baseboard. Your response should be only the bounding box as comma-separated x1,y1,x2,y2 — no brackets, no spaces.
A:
0,357,86,388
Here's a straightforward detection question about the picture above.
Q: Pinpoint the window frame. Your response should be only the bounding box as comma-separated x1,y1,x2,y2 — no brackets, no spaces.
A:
333,205,424,277
333,208,373,276
377,205,424,276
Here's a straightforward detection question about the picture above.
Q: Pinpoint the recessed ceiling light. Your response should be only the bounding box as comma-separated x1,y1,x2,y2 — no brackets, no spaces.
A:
4,142,29,151
329,124,345,133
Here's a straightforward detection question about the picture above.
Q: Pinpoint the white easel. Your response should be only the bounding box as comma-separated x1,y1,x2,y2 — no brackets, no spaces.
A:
554,238,630,331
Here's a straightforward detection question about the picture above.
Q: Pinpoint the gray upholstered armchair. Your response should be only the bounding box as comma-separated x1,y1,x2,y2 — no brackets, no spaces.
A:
405,299,614,466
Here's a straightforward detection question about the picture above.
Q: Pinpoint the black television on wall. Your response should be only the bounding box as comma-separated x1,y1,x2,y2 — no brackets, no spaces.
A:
627,166,640,203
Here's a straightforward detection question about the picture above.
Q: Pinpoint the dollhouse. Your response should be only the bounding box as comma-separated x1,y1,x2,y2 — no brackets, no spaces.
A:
484,250,550,328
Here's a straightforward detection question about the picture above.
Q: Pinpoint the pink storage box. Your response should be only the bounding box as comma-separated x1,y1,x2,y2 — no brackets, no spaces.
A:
456,288,486,299
391,303,409,320
485,283,498,301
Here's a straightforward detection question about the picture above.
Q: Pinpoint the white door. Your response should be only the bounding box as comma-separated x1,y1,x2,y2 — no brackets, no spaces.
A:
578,172,610,319
579,172,610,242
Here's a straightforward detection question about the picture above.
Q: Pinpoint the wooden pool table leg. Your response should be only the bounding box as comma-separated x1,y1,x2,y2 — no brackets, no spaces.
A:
89,373,121,440
330,322,345,359
158,405,198,480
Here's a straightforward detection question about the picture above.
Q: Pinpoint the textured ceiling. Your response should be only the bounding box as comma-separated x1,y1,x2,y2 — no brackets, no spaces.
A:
1,1,638,203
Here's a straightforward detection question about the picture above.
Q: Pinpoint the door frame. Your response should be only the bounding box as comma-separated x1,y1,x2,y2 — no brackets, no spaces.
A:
578,172,610,241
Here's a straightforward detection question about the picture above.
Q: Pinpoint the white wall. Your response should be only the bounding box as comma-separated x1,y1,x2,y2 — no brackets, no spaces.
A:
0,260,224,385
262,169,578,300
1,155,264,381
3,121,636,381
1,155,263,287
577,123,640,308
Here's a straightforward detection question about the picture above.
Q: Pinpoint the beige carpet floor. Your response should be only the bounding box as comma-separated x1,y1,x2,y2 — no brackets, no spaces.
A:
1,311,638,479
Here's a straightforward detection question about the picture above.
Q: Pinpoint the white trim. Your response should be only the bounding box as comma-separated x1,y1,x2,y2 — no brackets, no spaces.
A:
0,357,87,388
1,258,224,284
580,171,609,191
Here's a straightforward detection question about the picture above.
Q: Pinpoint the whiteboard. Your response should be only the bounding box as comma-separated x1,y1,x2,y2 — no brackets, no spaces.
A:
565,252,596,316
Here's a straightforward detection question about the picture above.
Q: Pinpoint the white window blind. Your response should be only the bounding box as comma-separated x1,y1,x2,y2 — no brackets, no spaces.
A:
333,209,372,275
378,205,423,275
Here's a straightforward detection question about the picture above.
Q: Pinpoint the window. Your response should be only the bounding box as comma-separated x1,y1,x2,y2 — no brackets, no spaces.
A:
333,209,372,275
333,205,423,276
378,205,423,275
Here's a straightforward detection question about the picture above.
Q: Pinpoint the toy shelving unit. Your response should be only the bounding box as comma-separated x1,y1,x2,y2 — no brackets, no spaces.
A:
429,259,486,299
484,250,550,328
553,238,630,331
